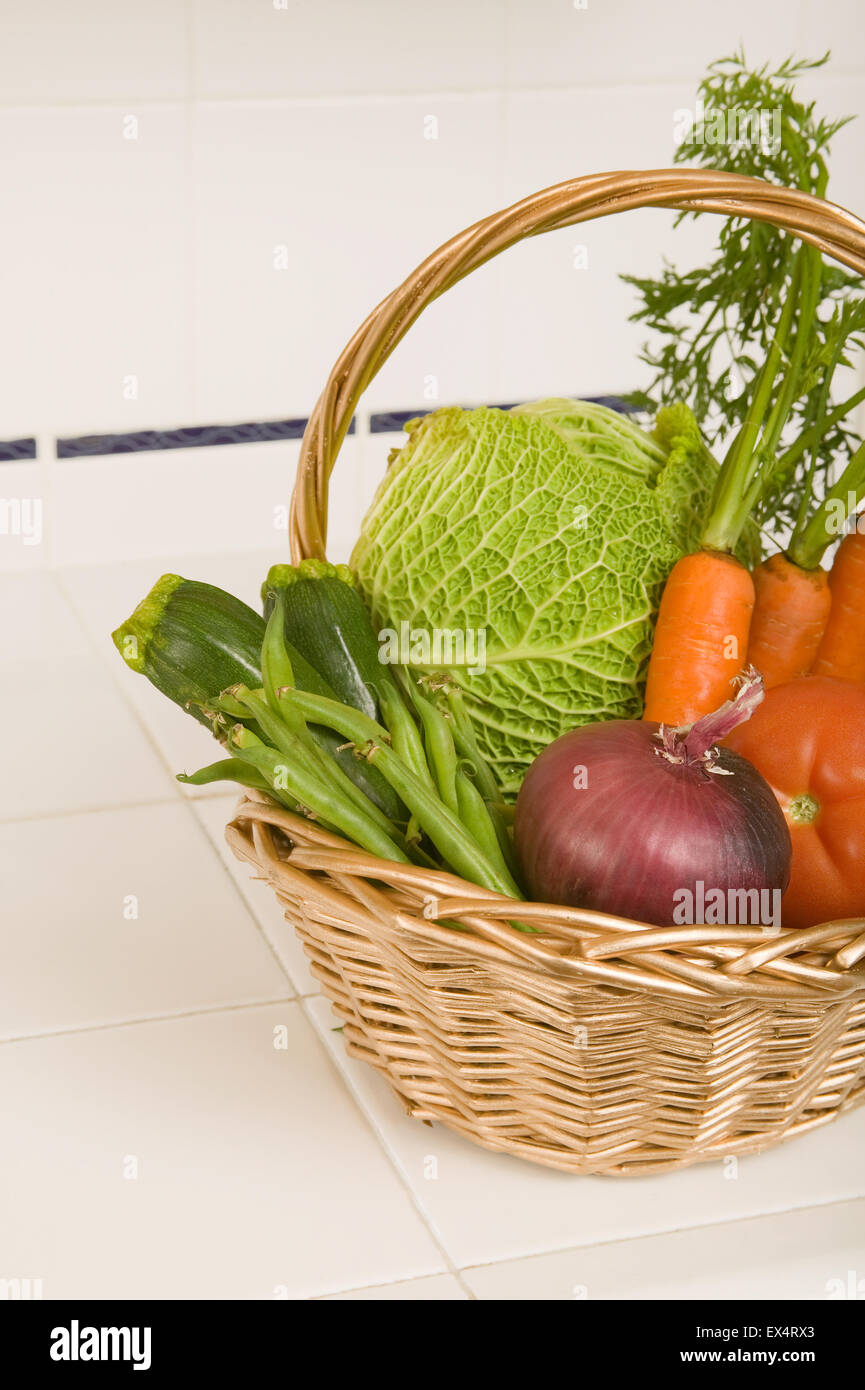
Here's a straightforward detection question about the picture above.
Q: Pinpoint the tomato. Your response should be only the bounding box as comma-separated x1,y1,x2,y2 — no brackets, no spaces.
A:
725,676,865,930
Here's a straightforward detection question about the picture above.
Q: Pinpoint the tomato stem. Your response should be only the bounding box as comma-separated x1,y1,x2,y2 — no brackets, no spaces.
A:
789,792,820,825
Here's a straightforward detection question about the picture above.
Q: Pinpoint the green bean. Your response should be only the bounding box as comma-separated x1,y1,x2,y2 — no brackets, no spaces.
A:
443,684,520,880
411,688,460,815
261,592,302,724
377,678,436,792
229,726,410,864
232,686,399,840
455,767,519,891
442,687,496,799
275,687,521,898
177,757,282,797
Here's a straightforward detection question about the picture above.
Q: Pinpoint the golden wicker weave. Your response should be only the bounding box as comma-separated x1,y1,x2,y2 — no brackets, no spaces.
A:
229,170,865,1175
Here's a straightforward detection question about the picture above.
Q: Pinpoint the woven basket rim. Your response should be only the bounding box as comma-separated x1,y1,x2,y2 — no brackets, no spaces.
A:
276,167,865,1000
230,793,865,1003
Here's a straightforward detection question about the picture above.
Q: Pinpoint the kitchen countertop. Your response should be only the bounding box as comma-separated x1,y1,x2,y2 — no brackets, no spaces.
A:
2,550,863,1301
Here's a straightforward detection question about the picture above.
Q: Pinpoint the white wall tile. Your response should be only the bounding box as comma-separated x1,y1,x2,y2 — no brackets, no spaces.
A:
3,6,862,521
190,0,506,100
0,463,50,572
0,1004,445,1297
47,437,353,566
801,0,865,77
189,97,501,424
61,547,287,639
0,0,187,105
493,84,722,402
505,0,806,90
785,72,865,216
0,107,190,438
462,1198,865,1300
0,804,292,1039
502,83,698,199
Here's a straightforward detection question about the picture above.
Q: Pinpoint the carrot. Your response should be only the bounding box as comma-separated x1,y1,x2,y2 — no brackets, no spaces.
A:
810,528,865,682
746,553,832,688
643,550,755,727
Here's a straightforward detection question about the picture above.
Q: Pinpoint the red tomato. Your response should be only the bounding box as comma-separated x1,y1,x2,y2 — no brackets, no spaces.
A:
725,676,865,929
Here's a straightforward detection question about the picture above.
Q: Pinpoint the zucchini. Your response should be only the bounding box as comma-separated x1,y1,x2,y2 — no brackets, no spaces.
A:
112,575,265,727
262,560,432,794
262,560,382,720
113,572,403,818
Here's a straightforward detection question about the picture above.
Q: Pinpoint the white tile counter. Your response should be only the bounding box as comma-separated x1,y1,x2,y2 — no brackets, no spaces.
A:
1,554,863,1301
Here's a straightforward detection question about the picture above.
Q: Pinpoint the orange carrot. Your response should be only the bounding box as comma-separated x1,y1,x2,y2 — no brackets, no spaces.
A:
643,550,755,727
811,528,865,682
746,553,832,688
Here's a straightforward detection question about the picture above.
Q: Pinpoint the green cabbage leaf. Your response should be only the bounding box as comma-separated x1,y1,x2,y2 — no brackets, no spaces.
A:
351,400,738,797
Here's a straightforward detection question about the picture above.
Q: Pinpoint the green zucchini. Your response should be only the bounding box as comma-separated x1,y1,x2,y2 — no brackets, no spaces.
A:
262,560,383,720
112,575,265,727
262,560,432,794
113,572,403,818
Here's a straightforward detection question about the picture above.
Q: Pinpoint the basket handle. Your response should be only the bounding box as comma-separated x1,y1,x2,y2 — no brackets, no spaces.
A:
290,167,865,561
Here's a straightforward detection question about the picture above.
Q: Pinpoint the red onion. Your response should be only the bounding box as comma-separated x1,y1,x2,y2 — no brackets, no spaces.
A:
514,671,792,926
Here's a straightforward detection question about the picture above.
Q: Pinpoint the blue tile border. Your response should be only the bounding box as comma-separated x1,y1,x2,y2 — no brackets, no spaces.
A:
55,417,336,458
368,395,640,433
0,437,37,461
368,409,428,434
51,397,639,457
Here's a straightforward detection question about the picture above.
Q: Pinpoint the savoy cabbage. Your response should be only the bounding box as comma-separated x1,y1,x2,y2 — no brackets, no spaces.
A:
352,400,731,797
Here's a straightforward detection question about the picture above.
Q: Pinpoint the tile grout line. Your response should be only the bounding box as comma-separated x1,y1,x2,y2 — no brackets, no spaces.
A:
451,1181,865,1279
311,1273,465,1302
298,996,477,1300
455,1189,865,1287
0,794,181,827
5,68,865,116
0,994,297,1048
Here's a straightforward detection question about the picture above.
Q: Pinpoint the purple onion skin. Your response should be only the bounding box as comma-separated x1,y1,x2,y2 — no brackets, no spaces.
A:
514,720,792,926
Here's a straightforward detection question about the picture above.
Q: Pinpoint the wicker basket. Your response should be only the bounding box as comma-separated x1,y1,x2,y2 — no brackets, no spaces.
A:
228,169,865,1175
